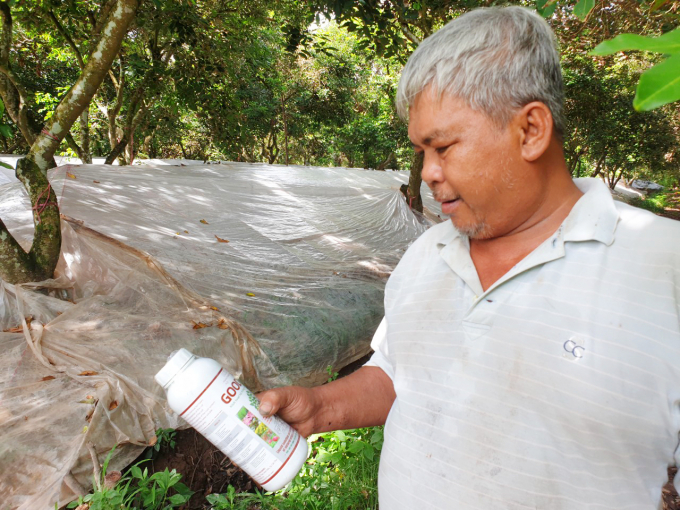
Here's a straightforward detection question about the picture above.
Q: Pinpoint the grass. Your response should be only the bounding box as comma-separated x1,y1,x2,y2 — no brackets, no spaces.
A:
65,444,193,510
207,426,383,510
66,414,383,510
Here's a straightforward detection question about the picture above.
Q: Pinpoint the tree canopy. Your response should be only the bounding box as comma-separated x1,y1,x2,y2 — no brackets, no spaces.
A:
0,0,678,283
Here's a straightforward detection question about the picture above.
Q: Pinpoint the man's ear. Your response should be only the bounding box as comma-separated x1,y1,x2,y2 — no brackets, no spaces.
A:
516,101,553,162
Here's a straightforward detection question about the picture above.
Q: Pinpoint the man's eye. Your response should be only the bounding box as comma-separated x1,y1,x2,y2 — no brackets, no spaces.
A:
435,145,450,154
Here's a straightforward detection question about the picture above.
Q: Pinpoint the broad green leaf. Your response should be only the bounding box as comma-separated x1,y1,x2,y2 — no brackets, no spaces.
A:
0,161,12,170
633,53,680,110
591,29,680,55
573,0,595,20
0,125,12,138
536,0,557,18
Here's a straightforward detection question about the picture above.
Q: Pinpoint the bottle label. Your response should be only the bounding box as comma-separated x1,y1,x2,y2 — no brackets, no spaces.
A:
179,368,301,486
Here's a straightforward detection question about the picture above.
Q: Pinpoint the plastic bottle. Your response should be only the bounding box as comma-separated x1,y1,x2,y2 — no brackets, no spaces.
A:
155,349,308,492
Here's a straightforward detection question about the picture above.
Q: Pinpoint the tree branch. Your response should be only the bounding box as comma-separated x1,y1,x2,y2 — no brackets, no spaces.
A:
399,24,421,45
48,10,84,69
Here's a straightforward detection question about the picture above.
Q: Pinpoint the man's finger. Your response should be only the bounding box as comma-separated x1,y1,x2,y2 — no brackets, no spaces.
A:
256,388,284,417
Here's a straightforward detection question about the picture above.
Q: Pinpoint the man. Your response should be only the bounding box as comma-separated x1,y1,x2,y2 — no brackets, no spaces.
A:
259,6,680,509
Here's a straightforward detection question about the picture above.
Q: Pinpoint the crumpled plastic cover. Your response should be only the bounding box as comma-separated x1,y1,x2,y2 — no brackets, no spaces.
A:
0,162,440,509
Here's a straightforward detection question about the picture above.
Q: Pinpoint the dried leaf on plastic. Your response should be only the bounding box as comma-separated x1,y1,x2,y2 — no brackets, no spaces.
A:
191,320,210,329
217,318,229,329
82,426,88,434
41,375,56,382
210,306,219,311
66,172,77,179
3,325,22,333
246,292,255,297
200,219,209,224
79,370,98,376
79,397,97,404
215,235,229,243
184,230,189,233
104,471,122,489
108,400,118,411
93,180,100,184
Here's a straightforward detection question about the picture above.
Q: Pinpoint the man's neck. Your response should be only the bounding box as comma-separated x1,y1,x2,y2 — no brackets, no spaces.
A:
469,172,583,292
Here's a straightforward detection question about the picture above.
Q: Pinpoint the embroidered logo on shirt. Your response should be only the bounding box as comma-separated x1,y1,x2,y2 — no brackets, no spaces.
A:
563,338,585,359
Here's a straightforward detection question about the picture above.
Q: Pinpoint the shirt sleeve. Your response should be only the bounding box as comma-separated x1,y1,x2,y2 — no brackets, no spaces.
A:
363,316,394,381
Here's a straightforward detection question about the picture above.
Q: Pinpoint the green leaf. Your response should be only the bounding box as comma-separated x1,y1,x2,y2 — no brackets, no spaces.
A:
633,53,680,111
536,0,557,17
573,0,595,20
362,444,375,461
0,161,13,170
650,0,670,12
591,29,680,55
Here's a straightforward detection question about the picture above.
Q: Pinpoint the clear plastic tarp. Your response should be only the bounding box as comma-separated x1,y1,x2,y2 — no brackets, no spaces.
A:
0,162,439,509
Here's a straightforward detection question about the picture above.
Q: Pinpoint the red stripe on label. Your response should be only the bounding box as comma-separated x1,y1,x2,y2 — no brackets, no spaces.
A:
180,368,222,417
262,433,302,486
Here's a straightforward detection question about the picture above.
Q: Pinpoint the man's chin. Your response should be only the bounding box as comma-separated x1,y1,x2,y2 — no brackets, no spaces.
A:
450,218,493,239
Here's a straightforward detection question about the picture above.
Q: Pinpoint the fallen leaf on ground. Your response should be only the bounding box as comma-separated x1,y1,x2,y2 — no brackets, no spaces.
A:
79,370,98,376
200,219,209,224
104,471,122,489
66,172,76,179
192,320,210,329
41,376,55,381
215,235,229,243
108,401,118,411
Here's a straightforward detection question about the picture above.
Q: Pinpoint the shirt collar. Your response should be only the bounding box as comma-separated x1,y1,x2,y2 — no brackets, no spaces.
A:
436,178,620,250
563,178,619,246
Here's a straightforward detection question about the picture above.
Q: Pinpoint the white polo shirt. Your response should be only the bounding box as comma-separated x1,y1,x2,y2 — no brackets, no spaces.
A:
367,178,680,509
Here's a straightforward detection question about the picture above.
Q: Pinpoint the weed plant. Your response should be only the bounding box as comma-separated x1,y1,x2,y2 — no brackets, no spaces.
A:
206,426,384,510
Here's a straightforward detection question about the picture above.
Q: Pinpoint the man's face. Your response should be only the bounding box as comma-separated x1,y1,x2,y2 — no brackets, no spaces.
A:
409,90,539,240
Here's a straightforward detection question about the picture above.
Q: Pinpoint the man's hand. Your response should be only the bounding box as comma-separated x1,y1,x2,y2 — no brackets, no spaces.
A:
257,386,321,438
257,366,396,438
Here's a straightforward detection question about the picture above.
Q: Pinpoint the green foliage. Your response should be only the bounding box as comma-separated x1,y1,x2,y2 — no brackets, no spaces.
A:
326,365,339,382
67,447,193,510
573,0,595,21
207,426,384,510
592,29,680,111
154,428,177,452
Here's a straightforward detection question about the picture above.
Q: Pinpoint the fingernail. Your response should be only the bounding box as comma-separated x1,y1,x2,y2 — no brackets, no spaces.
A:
259,402,272,415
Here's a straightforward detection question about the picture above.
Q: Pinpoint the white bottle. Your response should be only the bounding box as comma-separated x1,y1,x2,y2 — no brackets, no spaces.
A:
155,349,308,492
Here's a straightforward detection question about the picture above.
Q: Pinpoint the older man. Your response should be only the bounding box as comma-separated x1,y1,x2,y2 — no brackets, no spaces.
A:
259,6,680,509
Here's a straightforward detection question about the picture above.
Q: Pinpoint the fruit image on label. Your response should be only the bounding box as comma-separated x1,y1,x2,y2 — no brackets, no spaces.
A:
238,407,280,448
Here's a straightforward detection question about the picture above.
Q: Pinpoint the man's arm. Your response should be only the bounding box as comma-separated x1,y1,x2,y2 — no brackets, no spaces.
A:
257,366,395,438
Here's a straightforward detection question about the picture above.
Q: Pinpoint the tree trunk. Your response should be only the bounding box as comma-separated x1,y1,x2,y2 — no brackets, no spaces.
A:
0,0,140,284
402,151,423,213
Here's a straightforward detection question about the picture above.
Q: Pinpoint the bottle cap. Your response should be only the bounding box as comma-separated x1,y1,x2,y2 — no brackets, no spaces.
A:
155,348,195,388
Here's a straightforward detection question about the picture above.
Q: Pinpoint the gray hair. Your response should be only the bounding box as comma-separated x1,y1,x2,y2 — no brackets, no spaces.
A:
396,6,565,138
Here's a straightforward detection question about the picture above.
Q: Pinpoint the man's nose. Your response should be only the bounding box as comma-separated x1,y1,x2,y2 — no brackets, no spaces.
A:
421,152,443,185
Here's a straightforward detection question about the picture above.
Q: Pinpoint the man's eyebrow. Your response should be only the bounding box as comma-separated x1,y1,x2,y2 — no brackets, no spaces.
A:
420,129,453,146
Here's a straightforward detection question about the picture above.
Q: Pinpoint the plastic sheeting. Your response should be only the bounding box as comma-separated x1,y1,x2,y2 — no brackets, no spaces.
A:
0,162,439,509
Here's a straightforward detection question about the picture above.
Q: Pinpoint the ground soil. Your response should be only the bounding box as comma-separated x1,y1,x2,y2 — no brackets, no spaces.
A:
148,428,252,509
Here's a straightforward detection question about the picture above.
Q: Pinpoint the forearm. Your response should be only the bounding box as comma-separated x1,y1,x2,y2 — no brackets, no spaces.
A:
310,366,395,434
